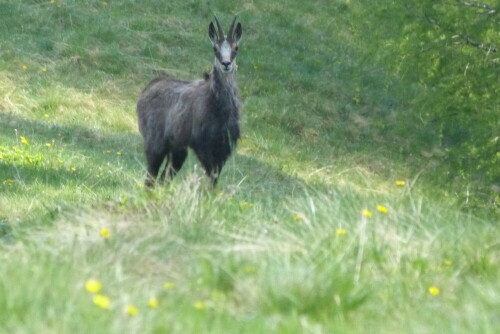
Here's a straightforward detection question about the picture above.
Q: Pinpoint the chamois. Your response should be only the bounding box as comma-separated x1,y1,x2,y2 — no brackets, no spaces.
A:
137,16,242,187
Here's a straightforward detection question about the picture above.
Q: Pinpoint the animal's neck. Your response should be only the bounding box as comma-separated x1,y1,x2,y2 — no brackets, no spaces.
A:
211,64,237,91
210,64,239,112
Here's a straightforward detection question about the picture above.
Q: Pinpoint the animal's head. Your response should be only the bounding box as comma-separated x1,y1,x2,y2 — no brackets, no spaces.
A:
209,16,242,74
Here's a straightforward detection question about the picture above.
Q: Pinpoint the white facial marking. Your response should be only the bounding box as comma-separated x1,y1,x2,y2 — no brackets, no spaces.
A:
220,40,232,64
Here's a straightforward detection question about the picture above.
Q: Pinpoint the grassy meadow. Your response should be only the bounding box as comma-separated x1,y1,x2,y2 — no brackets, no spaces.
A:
1,0,499,333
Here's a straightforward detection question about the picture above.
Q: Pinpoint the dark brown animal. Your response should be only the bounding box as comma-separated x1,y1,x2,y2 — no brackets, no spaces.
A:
137,16,242,187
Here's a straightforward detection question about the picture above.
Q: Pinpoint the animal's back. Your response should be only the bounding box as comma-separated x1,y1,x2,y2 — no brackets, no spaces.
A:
137,78,193,147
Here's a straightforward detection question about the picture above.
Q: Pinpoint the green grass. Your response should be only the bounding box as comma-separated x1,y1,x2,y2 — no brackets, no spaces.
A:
1,0,499,333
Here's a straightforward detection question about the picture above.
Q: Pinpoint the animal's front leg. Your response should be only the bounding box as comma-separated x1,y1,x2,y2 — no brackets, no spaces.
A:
202,161,219,188
195,149,217,187
210,167,220,187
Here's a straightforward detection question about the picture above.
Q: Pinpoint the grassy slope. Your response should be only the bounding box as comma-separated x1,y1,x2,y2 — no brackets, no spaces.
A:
0,0,498,333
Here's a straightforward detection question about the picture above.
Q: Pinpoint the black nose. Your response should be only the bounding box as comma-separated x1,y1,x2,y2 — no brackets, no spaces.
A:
221,61,231,68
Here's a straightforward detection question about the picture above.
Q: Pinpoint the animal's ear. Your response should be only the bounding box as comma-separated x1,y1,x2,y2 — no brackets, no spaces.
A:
233,22,242,43
209,22,217,44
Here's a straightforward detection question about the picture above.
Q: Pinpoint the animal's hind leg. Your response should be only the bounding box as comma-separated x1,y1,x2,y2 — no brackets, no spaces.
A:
159,152,172,183
170,149,188,178
158,149,187,182
145,148,167,187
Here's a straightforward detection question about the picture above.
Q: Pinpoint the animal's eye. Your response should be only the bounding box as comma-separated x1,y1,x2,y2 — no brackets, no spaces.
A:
234,46,239,52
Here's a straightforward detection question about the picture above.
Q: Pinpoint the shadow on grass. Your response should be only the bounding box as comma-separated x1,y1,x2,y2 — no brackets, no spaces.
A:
224,153,311,200
0,112,317,222
0,112,142,186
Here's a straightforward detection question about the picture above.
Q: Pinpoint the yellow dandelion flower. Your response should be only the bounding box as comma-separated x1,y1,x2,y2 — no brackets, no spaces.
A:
22,65,28,70
395,180,406,186
85,279,102,293
69,167,77,172
44,114,49,118
163,282,175,289
428,286,440,296
292,214,303,221
244,266,256,273
362,209,372,218
148,297,159,308
106,150,112,153
376,205,389,213
194,301,206,310
100,228,110,239
20,136,29,145
125,304,139,316
336,228,347,236
93,294,111,309
240,201,254,208
41,68,47,72
3,179,15,186
116,152,122,156
444,259,452,266
45,143,52,147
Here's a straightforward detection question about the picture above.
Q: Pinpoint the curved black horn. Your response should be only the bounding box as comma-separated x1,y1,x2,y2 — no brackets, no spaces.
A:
228,15,239,41
214,16,225,41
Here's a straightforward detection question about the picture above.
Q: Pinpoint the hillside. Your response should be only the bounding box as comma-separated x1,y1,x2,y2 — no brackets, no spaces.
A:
0,0,498,333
